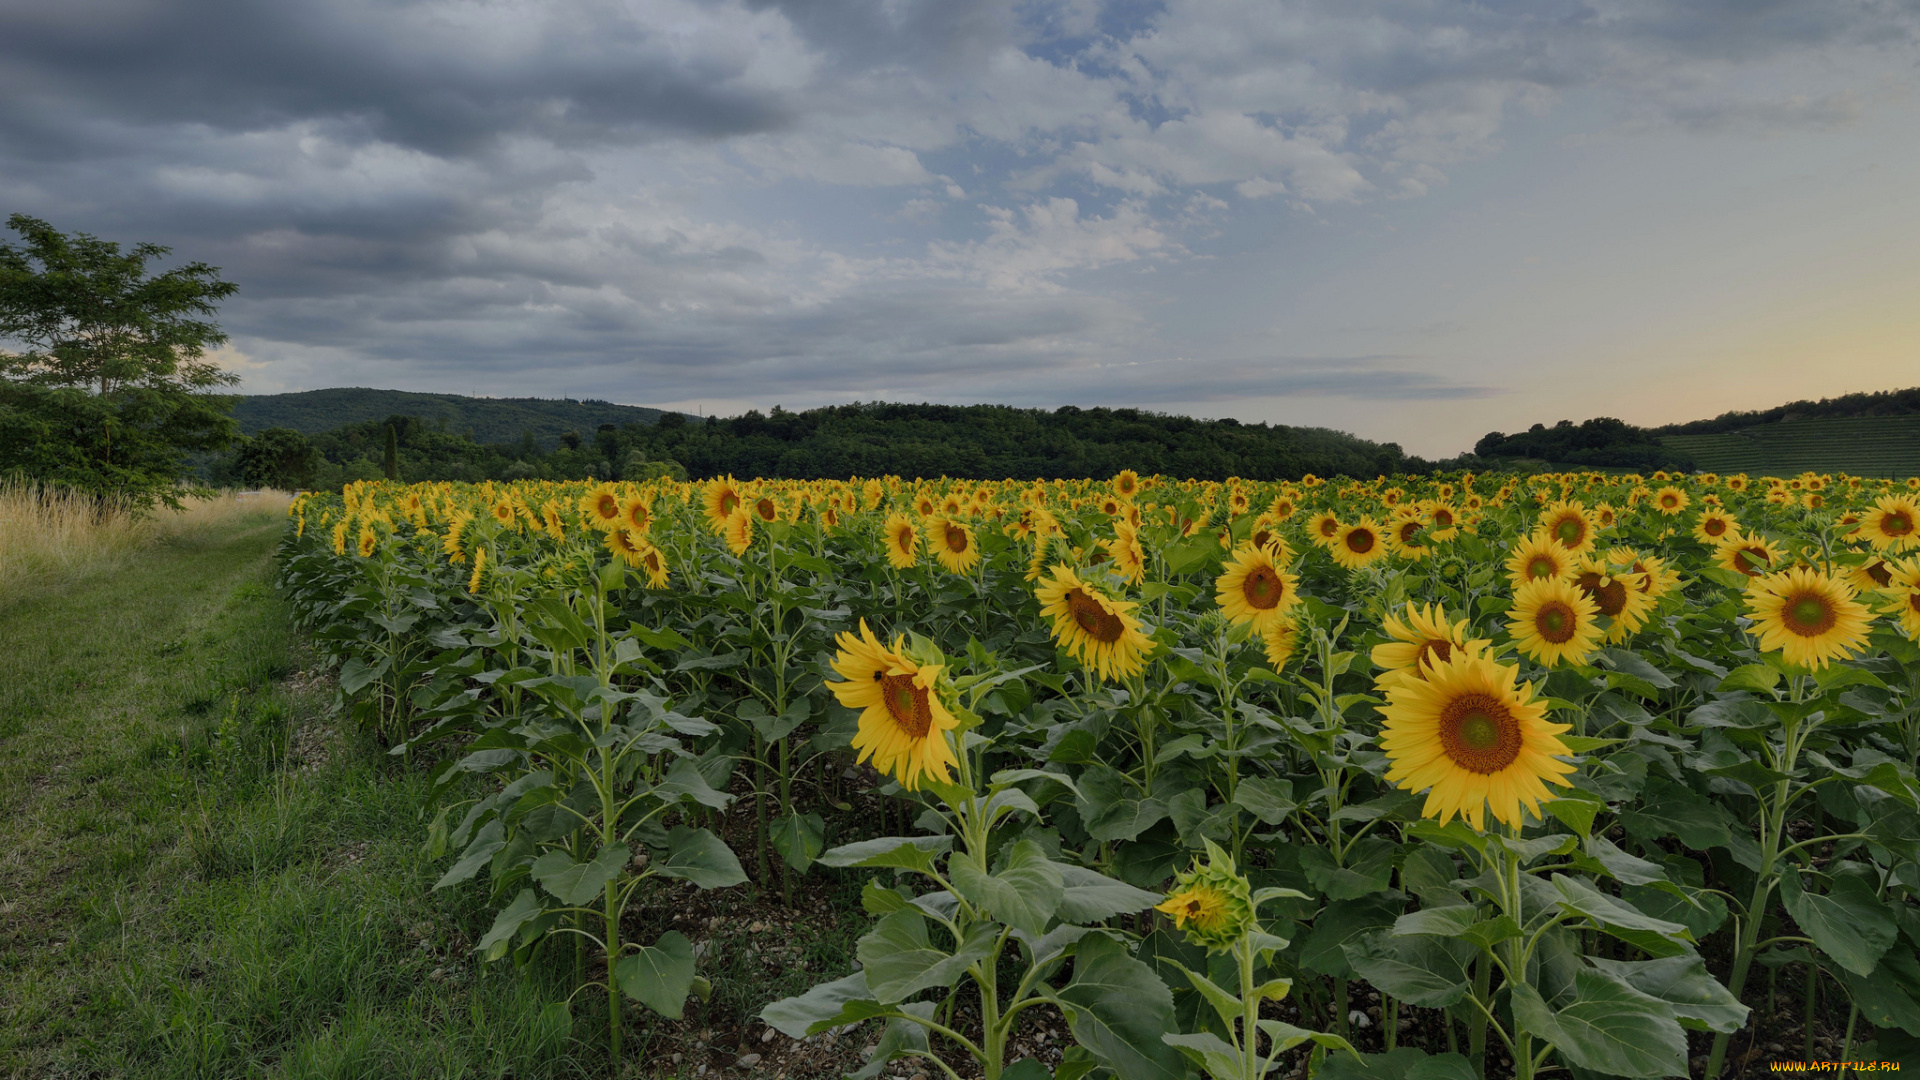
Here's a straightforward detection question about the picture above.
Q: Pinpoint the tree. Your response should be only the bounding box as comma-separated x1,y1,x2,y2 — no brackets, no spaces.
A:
233,427,317,490
0,214,240,507
383,423,399,480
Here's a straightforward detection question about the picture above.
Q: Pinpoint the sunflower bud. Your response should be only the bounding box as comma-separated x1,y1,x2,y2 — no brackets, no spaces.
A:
1154,839,1254,953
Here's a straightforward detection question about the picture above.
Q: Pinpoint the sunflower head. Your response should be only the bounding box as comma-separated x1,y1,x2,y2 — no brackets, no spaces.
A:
1538,501,1597,552
1379,650,1575,831
827,620,960,792
1745,566,1874,670
1508,576,1604,668
1155,840,1254,952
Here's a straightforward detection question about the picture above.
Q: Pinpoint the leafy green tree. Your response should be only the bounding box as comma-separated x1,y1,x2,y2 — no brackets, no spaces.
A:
0,214,240,507
233,427,317,490
383,424,399,480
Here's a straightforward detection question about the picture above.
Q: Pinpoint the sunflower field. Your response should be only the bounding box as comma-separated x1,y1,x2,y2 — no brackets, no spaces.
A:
274,468,1920,1080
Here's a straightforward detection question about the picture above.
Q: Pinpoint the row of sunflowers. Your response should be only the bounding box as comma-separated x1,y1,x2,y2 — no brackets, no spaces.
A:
275,467,1920,1080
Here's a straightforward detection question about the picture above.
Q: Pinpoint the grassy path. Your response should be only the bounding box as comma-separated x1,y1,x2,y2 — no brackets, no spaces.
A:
0,518,579,1080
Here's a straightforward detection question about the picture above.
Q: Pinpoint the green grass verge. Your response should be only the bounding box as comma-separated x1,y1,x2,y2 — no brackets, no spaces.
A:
0,516,587,1080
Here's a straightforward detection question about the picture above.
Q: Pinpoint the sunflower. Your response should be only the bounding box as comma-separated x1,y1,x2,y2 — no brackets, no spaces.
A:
1307,511,1343,548
1154,848,1253,951
581,482,624,532
1745,566,1874,670
1693,509,1739,545
1608,546,1679,600
882,513,919,569
1421,501,1461,541
1378,650,1575,831
1716,533,1785,578
1571,554,1656,643
723,507,754,556
467,545,487,592
1505,531,1575,590
619,494,653,535
1653,486,1690,515
1856,495,1920,552
1269,494,1298,521
1387,512,1431,561
357,527,378,558
1227,488,1251,515
1036,565,1156,682
638,541,670,589
1155,880,1231,941
827,620,959,792
331,519,350,556
1371,603,1489,689
1537,501,1598,554
1101,523,1147,586
914,492,937,517
1260,617,1299,671
540,499,567,541
1215,545,1301,632
1878,559,1920,639
1247,513,1293,560
1851,555,1898,594
928,517,981,575
703,478,745,532
1802,492,1826,511
605,526,649,568
1508,576,1604,667
1330,518,1388,570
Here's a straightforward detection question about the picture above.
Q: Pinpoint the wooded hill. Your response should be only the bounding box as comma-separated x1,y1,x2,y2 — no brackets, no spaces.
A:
215,396,1436,486
1475,386,1920,477
231,388,674,449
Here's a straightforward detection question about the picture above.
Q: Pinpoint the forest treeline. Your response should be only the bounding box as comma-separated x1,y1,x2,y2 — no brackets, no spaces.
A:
210,401,1449,488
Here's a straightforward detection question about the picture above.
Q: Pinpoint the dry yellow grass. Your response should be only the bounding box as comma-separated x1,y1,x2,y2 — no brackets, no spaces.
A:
0,482,293,602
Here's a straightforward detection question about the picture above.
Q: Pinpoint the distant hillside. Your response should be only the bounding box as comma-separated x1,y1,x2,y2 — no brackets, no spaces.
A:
232,388,675,450
1650,387,1920,437
1474,386,1920,478
1659,416,1920,479
644,402,1421,480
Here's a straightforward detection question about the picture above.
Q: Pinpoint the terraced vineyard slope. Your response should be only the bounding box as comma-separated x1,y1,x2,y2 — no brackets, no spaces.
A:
1660,415,1920,477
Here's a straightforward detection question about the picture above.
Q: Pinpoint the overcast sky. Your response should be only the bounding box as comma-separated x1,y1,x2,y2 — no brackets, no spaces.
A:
4,0,1917,456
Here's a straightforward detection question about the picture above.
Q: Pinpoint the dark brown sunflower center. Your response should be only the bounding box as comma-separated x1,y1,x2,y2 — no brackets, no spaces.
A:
1398,521,1424,543
643,551,661,572
1345,529,1376,554
1242,566,1284,610
1432,509,1453,527
720,493,739,514
945,526,969,553
1868,561,1893,586
1660,494,1679,507
1784,594,1839,636
1066,588,1125,643
1319,518,1340,537
1527,556,1558,580
1908,592,1920,615
1252,529,1273,550
1577,571,1629,617
1553,517,1585,545
1885,512,1914,536
1415,639,1453,671
1535,602,1577,643
756,498,777,521
1438,693,1523,775
597,496,619,517
881,674,933,738
1734,547,1769,575
1704,518,1728,536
